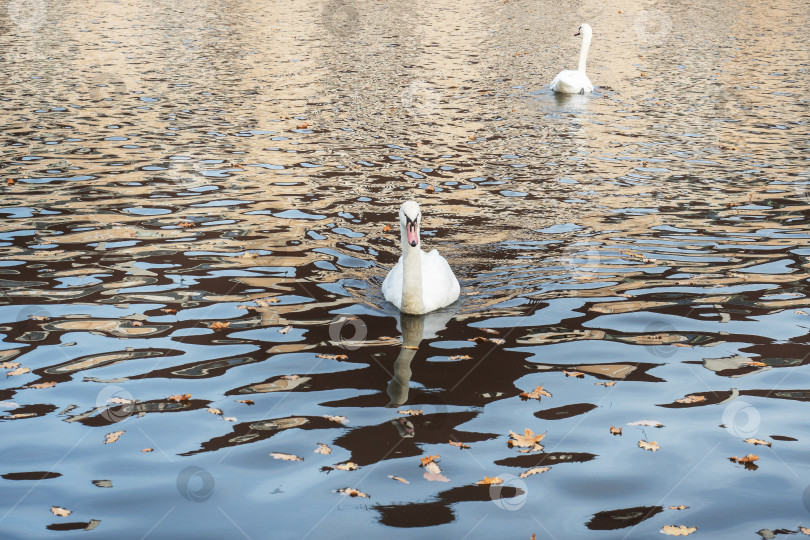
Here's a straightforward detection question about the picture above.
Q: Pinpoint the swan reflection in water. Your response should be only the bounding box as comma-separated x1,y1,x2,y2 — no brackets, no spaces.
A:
386,307,457,436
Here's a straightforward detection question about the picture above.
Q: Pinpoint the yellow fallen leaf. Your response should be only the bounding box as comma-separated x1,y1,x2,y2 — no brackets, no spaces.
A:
338,487,368,497
167,394,191,402
660,525,697,536
449,440,470,449
476,476,503,485
51,506,71,517
519,467,550,478
6,367,30,377
388,475,409,484
420,455,440,467
508,428,546,453
610,426,622,435
209,321,230,331
520,385,552,400
638,440,660,451
676,395,706,404
105,430,125,444
235,399,254,405
27,381,57,389
315,443,332,455
335,462,358,471
270,452,302,461
729,454,759,464
743,438,771,447
668,505,688,510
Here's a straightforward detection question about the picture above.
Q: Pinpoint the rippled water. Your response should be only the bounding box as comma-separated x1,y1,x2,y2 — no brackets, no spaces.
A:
2,0,810,537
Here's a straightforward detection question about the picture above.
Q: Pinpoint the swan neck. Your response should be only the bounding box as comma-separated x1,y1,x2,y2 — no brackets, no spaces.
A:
577,33,591,73
400,247,424,315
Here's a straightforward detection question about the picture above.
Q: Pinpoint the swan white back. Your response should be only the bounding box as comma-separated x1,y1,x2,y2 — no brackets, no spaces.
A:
550,23,594,94
382,201,460,315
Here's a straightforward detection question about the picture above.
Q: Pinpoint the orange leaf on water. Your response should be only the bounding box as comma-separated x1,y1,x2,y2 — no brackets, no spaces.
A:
595,381,616,387
729,454,759,464
235,399,254,405
209,321,230,331
335,462,358,471
382,224,392,233
449,440,471,449
638,440,660,451
338,487,368,498
315,443,332,455
476,476,503,485
207,408,223,415
520,385,552,400
142,448,153,453
316,354,348,360
420,455,440,467
743,438,771,447
167,394,191,402
27,381,57,389
610,426,622,435
520,467,550,478
398,409,423,416
508,428,546,453
105,430,125,444
676,395,706,404
661,525,697,536
51,506,71,517
563,370,585,378
6,367,30,377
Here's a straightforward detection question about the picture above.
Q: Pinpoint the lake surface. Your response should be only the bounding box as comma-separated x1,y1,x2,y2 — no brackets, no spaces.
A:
1,0,809,537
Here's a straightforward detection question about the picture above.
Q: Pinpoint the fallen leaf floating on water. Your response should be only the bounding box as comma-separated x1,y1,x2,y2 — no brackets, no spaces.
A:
448,354,472,360
335,462,358,471
508,428,546,453
388,475,409,484
449,441,471,449
729,454,759,464
800,527,810,535
744,361,768,367
476,476,503,485
109,397,135,405
271,452,303,461
382,224,392,233
420,455,440,467
638,440,660,451
425,185,435,193
7,179,14,185
467,336,504,345
27,381,57,389
398,409,423,416
178,221,194,228
142,448,153,453
520,385,552,400
795,310,809,316
676,395,706,404
315,443,332,455
235,399,254,405
105,431,125,444
223,417,236,422
668,505,688,511
628,420,663,427
207,408,223,415
610,426,622,435
278,325,292,334
660,525,697,536
595,381,616,387
743,438,771,447
520,467,550,478
316,354,348,360
254,297,281,307
209,321,230,331
161,308,177,314
323,415,347,424
296,123,309,129
338,487,368,498
0,361,21,369
6,367,30,377
168,394,191,402
563,370,585,378
402,344,418,350
9,413,35,419
51,506,71,517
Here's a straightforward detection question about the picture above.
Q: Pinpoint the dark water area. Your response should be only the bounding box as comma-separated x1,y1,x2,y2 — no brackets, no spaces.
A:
1,0,809,538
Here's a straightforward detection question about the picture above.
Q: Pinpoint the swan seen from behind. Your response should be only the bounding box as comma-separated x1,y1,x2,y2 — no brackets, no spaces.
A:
550,23,594,94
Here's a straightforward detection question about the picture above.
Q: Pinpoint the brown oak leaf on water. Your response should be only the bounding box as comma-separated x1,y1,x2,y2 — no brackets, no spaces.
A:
520,467,550,478
223,417,236,422
167,394,191,402
105,430,125,444
207,408,223,415
270,452,303,461
520,385,552,400
323,415,347,424
799,526,810,535
335,462,358,471
316,354,348,360
388,475,409,484
660,525,697,536
668,505,688,510
420,455,440,468
743,438,771,447
676,395,706,404
338,487,368,498
729,454,759,464
142,448,153,453
449,441,471,449
475,476,503,485
563,370,585,378
209,321,230,331
315,443,332,455
638,440,660,451
508,428,546,453
51,506,71,517
398,409,423,416
235,399,254,405
610,426,622,435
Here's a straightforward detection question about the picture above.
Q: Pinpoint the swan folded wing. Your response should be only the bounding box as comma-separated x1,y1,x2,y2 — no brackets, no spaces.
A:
382,256,404,310
421,249,460,312
550,70,593,94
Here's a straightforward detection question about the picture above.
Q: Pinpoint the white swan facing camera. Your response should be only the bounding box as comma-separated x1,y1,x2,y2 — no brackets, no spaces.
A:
550,23,594,94
382,201,460,315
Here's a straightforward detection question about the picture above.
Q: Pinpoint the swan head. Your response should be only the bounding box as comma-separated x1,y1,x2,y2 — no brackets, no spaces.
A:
399,200,421,248
575,23,592,39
